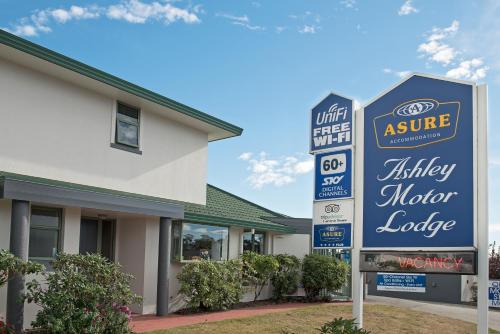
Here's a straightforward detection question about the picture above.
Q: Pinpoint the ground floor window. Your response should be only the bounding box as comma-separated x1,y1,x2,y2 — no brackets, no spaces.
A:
172,221,229,261
29,206,62,267
243,229,266,254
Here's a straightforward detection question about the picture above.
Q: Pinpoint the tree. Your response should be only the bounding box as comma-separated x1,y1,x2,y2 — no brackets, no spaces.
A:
490,242,500,279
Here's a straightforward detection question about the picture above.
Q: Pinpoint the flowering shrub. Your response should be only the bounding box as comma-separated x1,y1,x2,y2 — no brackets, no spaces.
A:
24,253,141,334
0,317,15,334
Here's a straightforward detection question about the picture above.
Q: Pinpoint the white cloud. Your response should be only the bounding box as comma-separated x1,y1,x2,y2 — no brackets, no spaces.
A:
216,12,264,31
446,58,488,81
418,20,459,66
107,0,200,24
340,0,356,9
239,152,313,189
299,25,316,34
3,1,199,37
415,20,489,81
398,0,418,16
238,152,253,161
383,68,412,78
51,6,100,23
275,26,286,33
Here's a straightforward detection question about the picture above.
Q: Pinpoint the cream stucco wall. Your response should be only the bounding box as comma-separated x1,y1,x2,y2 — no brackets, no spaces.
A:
0,57,208,204
272,234,310,259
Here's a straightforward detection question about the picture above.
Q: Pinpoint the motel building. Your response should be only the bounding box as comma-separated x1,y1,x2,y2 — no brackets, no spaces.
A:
0,30,311,330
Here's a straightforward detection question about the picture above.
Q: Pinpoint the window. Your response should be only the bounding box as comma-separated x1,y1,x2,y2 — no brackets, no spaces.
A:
243,230,266,254
29,207,62,267
115,102,140,148
173,222,229,261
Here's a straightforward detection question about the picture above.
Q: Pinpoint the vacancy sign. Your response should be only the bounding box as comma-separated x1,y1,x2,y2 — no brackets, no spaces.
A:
314,149,352,201
310,93,354,153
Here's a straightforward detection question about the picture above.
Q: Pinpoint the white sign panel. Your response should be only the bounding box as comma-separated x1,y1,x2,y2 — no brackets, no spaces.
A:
313,199,354,225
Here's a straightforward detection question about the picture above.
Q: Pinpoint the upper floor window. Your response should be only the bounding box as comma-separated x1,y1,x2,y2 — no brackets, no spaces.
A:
243,229,266,254
29,206,62,268
115,102,140,148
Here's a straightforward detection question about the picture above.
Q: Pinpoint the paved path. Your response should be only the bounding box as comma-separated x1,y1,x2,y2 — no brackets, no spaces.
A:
366,295,500,331
130,302,330,333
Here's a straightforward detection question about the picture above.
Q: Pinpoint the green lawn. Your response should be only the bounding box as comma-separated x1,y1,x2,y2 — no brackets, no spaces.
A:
148,303,500,334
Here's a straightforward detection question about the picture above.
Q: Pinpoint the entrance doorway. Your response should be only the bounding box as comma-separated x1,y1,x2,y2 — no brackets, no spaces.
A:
79,218,116,261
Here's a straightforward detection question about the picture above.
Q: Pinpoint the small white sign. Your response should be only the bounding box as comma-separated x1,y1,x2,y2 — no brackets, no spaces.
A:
313,199,354,225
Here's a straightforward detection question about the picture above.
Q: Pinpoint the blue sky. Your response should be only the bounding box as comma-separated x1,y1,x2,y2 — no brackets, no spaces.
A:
1,0,499,240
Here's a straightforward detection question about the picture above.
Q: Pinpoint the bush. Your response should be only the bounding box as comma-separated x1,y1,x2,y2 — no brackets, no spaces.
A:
0,249,43,287
24,253,141,334
242,252,279,301
0,249,43,334
302,254,349,300
271,254,301,301
318,318,370,334
177,259,243,311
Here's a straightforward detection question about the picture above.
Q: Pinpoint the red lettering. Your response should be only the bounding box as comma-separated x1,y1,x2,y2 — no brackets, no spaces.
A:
414,256,424,269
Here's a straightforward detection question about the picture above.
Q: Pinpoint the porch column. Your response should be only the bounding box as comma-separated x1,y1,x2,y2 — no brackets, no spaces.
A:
157,217,172,316
7,200,30,333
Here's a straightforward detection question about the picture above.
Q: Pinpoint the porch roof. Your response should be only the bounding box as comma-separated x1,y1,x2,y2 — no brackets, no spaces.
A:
0,171,295,233
183,185,295,233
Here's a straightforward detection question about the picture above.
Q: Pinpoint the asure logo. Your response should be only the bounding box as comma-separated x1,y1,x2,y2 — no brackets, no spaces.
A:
373,98,460,149
318,226,345,243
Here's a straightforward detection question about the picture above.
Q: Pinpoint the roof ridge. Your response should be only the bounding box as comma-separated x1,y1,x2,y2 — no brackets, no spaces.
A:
206,184,287,218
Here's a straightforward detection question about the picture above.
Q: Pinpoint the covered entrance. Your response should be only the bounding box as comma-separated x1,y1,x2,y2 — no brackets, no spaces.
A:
79,217,116,261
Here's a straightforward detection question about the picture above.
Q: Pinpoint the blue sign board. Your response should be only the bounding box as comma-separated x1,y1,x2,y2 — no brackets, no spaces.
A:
314,149,352,200
311,93,353,153
363,75,474,248
376,273,426,293
313,223,352,248
489,281,500,307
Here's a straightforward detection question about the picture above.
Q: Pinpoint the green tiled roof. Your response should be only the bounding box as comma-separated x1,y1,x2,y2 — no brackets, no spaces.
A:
184,185,294,233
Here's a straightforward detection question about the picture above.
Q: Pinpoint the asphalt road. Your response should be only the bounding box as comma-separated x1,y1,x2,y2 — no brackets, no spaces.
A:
366,295,500,331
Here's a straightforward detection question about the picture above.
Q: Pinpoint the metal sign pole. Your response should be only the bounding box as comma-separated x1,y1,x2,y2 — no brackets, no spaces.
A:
352,106,364,327
476,84,488,334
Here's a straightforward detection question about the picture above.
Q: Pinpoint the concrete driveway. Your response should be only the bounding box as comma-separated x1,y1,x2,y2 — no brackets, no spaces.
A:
366,295,500,331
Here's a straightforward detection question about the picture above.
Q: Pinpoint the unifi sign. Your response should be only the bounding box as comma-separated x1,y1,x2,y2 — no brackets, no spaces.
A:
373,98,459,149
310,93,354,153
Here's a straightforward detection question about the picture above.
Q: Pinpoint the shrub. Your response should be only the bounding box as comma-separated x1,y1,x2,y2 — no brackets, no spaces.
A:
24,253,141,334
318,318,370,334
177,259,243,311
302,253,349,300
0,249,43,334
271,254,301,301
242,252,279,301
0,249,43,287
